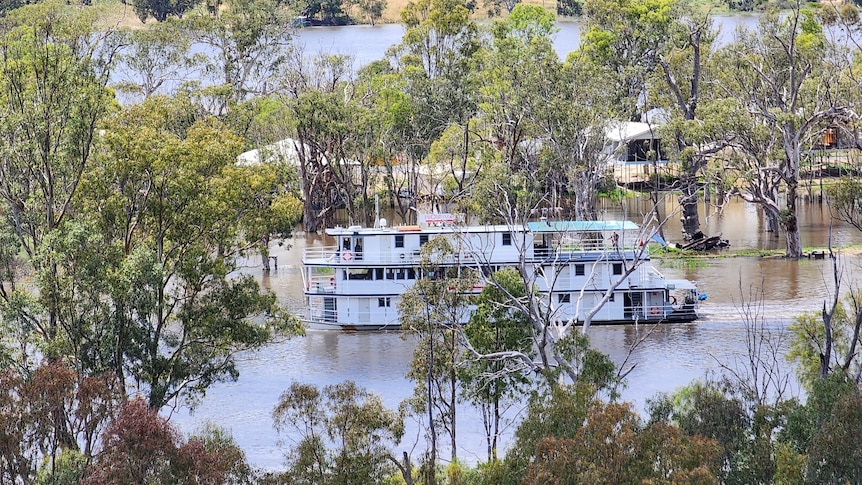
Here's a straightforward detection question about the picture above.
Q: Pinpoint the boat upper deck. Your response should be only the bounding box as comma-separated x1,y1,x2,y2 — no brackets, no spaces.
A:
304,216,649,267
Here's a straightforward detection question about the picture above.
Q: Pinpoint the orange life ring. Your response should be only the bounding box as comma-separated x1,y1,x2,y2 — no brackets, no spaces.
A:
341,250,354,262
649,306,660,317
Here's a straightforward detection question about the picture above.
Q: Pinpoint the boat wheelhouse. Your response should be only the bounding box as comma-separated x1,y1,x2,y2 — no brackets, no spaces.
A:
301,214,703,330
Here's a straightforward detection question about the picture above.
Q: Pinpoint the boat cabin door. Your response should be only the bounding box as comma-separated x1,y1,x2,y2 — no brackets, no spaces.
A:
624,292,643,320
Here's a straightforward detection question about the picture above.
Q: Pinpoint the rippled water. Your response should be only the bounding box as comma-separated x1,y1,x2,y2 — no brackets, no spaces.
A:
170,197,862,471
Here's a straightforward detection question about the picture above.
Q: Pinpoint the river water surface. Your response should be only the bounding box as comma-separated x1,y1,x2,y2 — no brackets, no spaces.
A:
169,197,862,470
162,14,862,471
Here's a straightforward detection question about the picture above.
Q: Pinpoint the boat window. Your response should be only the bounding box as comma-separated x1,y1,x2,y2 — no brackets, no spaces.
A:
420,234,429,246
395,234,404,248
342,238,351,250
396,269,406,280
575,264,585,276
378,297,391,307
347,268,373,280
612,263,623,275
609,292,615,302
407,268,416,279
502,233,512,246
558,293,571,303
354,238,363,260
375,268,384,280
386,269,395,280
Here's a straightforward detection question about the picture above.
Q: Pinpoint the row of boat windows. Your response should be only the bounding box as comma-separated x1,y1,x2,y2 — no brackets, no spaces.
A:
342,233,515,252
376,292,615,307
344,266,486,281
346,268,418,280
557,293,616,303
343,262,623,281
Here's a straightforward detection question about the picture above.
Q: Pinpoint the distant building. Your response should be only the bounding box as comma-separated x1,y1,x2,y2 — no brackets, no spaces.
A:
603,121,672,186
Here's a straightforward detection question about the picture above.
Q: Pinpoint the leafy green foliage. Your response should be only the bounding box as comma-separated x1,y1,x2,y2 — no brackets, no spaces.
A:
525,401,722,484
68,95,302,409
400,236,477,465
787,292,862,392
133,0,199,23
0,1,118,360
826,176,862,233
271,381,404,484
183,0,294,108
461,267,533,460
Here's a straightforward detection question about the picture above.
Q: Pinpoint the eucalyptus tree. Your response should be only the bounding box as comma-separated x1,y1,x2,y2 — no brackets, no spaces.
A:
183,0,294,112
646,12,730,239
827,177,862,233
720,99,785,235
353,60,418,224
113,21,199,103
580,0,731,238
715,6,851,258
132,0,199,23
272,381,406,485
271,50,385,231
386,0,481,200
461,267,533,462
399,236,479,468
546,52,615,221
474,5,612,221
579,0,680,122
75,95,301,409
349,0,388,25
0,1,119,365
473,4,554,202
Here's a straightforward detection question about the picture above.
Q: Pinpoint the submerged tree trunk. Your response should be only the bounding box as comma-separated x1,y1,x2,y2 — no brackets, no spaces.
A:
679,177,701,239
783,180,803,258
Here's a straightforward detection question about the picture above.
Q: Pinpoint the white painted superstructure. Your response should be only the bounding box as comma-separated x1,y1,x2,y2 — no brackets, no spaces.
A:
302,214,702,330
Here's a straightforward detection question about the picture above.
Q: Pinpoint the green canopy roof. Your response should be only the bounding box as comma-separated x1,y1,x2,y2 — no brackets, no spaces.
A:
526,220,639,233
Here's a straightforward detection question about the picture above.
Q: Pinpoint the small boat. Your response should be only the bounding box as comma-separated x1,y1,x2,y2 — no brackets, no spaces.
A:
301,214,704,330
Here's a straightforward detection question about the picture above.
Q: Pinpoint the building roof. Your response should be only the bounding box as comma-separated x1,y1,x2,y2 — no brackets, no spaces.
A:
604,122,660,142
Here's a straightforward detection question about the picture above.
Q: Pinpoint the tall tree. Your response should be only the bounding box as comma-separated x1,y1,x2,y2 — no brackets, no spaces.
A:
579,0,679,121
183,0,294,111
388,0,481,202
399,236,477,474
0,1,118,364
76,95,301,409
113,21,198,103
647,12,728,239
272,51,363,232
461,267,533,461
132,0,199,23
354,60,421,224
716,6,850,257
272,381,406,485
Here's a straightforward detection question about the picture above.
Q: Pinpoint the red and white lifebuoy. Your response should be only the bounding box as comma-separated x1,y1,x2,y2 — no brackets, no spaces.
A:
341,250,354,262
649,306,660,317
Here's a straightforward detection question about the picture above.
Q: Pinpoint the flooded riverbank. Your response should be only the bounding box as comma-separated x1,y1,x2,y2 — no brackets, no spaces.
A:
170,196,862,471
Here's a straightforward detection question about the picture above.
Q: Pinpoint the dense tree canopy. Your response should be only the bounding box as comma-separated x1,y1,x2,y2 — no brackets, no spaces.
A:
3,0,862,482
